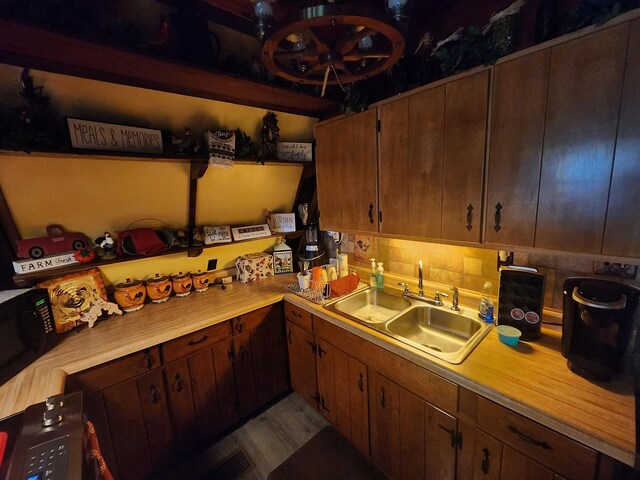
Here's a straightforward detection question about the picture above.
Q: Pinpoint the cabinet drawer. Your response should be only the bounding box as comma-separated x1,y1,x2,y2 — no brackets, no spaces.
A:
233,303,282,334
476,397,597,480
66,346,161,394
284,302,312,330
162,322,232,363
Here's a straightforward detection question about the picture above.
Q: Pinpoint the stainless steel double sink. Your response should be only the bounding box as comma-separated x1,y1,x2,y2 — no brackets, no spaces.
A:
324,288,493,364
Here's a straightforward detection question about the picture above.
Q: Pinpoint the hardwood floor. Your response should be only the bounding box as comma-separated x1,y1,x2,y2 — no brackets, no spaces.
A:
155,392,328,480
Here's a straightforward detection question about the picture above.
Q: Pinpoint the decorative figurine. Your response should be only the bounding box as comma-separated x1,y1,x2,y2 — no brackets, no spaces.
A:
171,127,200,153
260,111,280,159
192,226,204,246
78,297,122,329
16,225,91,259
95,232,117,259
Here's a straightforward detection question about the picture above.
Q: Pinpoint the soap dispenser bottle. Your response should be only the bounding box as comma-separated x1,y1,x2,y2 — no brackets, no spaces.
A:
376,262,384,290
369,258,377,287
478,281,494,323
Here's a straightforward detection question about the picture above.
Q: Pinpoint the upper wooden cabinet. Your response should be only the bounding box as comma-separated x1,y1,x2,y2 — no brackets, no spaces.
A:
535,23,629,253
378,86,445,239
315,109,378,233
485,50,550,247
603,19,640,257
441,71,490,243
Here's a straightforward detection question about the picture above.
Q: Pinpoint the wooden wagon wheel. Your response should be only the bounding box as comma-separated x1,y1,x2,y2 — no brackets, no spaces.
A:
261,4,406,86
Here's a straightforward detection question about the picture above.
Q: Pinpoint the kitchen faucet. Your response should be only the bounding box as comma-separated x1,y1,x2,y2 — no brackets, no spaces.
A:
450,286,460,311
397,282,449,307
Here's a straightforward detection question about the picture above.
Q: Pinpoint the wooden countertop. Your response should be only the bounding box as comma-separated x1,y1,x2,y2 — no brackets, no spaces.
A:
0,277,634,467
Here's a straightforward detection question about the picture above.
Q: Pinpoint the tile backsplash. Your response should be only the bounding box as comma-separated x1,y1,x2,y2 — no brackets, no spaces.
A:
340,234,640,312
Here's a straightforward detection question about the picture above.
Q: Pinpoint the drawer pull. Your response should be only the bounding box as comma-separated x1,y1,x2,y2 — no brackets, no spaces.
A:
149,384,161,404
290,310,302,318
174,373,184,393
187,335,209,346
235,320,244,334
481,448,491,474
508,425,552,450
357,373,363,392
143,350,155,370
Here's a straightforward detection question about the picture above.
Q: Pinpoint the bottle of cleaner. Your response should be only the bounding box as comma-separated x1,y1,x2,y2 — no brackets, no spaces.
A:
369,258,377,287
376,262,384,290
478,281,494,323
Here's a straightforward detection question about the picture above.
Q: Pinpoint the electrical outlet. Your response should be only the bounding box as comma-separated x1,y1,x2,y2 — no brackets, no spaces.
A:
207,259,218,271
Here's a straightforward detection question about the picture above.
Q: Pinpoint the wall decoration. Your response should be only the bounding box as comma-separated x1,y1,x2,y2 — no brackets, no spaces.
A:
67,118,163,154
276,142,313,162
232,224,272,241
353,234,375,263
13,252,78,274
208,130,236,168
203,225,232,245
266,212,296,233
261,111,280,159
36,268,108,333
273,240,294,275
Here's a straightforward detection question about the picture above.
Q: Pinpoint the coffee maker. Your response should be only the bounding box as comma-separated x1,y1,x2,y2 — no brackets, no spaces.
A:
562,277,640,381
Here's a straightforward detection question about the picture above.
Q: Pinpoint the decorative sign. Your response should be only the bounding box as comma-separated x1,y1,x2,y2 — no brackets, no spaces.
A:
13,252,78,274
277,142,313,162
67,118,163,154
268,213,296,233
203,225,232,245
208,130,235,167
273,249,293,274
232,224,272,241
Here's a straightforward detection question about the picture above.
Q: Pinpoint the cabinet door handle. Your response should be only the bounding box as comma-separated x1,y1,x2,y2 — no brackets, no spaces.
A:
357,373,364,392
287,329,292,344
174,373,184,393
311,392,320,407
320,395,331,412
507,425,552,450
187,335,208,346
317,345,327,358
149,384,161,404
379,387,386,407
143,350,155,370
481,448,490,474
466,204,474,231
307,340,317,354
368,203,374,224
238,345,249,361
235,319,244,333
494,202,503,232
438,424,458,449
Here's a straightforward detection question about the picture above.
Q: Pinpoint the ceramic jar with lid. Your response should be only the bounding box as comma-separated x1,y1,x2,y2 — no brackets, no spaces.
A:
171,272,192,297
146,274,172,303
114,278,146,312
192,270,210,292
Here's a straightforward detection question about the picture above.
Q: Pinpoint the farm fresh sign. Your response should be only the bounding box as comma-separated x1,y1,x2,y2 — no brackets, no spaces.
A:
67,118,164,154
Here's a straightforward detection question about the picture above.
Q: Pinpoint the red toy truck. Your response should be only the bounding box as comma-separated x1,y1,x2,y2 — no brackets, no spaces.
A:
16,225,91,259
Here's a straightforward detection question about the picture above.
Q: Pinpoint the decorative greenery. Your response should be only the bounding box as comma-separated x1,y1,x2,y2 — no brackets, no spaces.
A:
340,84,370,116
234,129,262,162
432,25,497,78
565,0,639,32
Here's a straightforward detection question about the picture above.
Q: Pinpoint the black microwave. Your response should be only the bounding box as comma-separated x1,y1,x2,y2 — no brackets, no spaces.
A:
0,289,58,387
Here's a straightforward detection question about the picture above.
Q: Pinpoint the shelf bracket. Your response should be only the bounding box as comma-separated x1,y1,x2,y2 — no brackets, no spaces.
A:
188,160,208,233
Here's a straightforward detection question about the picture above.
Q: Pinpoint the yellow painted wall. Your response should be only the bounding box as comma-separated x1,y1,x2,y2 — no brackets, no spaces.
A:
0,64,316,286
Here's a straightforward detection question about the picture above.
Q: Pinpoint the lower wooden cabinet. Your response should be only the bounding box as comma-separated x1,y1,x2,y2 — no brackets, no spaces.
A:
286,319,318,409
68,303,290,479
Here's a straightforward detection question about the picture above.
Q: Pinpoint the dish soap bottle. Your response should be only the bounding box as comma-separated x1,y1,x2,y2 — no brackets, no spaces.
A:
478,281,494,323
369,258,377,287
376,262,384,290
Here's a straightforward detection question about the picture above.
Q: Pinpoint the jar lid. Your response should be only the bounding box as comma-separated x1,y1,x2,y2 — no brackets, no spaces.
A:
147,274,168,284
192,270,207,277
171,272,189,280
116,278,141,289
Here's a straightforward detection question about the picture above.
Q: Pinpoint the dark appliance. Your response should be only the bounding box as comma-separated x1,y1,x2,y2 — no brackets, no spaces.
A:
2,392,83,480
298,222,325,271
562,277,640,382
0,289,58,387
498,266,545,341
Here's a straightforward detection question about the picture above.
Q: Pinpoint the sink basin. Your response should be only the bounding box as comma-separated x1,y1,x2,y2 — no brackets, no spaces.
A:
385,306,492,364
326,289,411,324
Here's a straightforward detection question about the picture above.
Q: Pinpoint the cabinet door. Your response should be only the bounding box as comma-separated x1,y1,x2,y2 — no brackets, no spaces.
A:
315,339,337,424
233,330,258,418
398,387,425,480
83,395,118,479
286,320,318,409
211,339,238,430
164,358,198,451
369,371,401,479
501,446,554,480
603,19,640,257
268,317,290,397
485,50,550,246
136,369,174,472
536,24,628,253
379,87,445,238
252,322,276,407
187,347,222,441
315,109,378,232
442,70,489,243
473,430,503,480
425,403,457,480
348,355,369,457
102,379,153,480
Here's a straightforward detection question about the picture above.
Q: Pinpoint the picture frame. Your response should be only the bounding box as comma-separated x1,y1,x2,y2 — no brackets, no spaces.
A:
273,249,294,274
203,225,232,245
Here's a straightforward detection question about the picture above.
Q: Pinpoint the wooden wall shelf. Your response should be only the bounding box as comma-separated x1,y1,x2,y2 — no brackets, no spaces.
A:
13,231,303,287
0,18,339,118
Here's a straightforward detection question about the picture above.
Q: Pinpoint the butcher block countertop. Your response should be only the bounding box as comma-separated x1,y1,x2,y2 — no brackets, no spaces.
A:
0,275,634,467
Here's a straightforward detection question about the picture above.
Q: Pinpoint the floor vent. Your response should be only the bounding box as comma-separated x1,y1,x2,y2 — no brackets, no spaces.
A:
204,447,255,480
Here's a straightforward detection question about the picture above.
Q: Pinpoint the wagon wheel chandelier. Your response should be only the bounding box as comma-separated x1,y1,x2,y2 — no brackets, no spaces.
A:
253,1,408,90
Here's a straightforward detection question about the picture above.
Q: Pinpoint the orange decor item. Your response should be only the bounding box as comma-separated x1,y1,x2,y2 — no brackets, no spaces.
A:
145,274,172,303
192,270,210,292
114,278,146,313
171,272,192,297
329,273,361,299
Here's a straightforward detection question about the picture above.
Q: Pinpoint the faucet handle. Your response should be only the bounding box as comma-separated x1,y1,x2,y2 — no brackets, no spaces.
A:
450,285,458,293
397,282,410,294
435,291,449,299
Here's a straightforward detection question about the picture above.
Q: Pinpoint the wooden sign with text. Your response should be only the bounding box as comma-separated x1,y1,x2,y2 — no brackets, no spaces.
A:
67,118,164,154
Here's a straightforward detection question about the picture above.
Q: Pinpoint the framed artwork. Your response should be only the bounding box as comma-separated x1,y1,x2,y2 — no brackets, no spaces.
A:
354,234,375,263
273,250,293,274
36,268,108,333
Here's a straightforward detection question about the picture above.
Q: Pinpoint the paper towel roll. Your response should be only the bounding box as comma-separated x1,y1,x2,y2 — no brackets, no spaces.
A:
338,253,349,278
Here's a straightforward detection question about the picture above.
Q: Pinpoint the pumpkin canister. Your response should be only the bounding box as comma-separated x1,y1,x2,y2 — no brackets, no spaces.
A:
114,278,146,312
192,270,210,292
171,272,192,297
146,274,172,303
